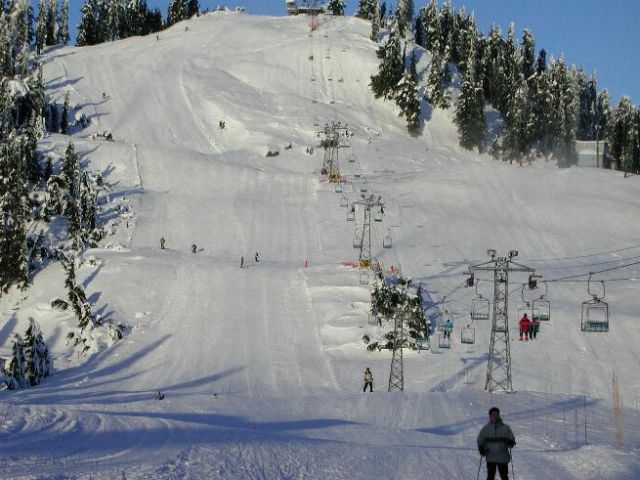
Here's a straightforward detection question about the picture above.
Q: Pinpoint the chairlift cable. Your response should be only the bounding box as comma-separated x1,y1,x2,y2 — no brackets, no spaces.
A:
544,259,640,282
520,242,640,262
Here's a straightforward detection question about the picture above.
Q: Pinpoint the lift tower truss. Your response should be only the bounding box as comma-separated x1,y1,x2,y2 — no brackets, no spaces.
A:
471,250,534,393
318,121,350,183
353,193,384,269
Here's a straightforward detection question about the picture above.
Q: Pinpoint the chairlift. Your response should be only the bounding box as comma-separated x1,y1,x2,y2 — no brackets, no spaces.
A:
353,231,363,249
438,334,451,349
374,208,383,222
340,195,349,207
461,325,476,344
383,233,392,249
334,182,343,193
532,281,551,321
359,271,369,285
470,280,490,321
581,276,609,332
348,155,356,163
416,337,430,350
347,206,355,221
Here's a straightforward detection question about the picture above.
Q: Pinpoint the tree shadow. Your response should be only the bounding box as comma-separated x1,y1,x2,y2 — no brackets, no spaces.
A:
0,313,18,347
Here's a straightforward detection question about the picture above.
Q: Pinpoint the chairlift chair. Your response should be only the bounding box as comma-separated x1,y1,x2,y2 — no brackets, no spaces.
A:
340,195,349,207
349,155,356,163
374,209,383,222
581,277,609,332
334,182,343,193
461,326,475,344
383,230,392,249
347,207,355,221
353,232,363,249
470,281,490,320
438,334,451,349
532,282,551,321
360,187,367,193
416,337,430,350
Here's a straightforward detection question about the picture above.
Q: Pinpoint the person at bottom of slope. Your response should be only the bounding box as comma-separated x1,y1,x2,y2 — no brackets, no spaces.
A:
519,313,531,341
363,367,373,392
443,318,453,339
160,237,165,249
255,251,259,263
477,407,516,480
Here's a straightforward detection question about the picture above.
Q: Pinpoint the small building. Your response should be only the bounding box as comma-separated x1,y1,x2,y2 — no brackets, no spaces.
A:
575,140,607,168
285,1,325,16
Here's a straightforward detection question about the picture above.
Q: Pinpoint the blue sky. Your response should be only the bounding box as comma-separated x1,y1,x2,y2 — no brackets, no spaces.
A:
62,0,638,105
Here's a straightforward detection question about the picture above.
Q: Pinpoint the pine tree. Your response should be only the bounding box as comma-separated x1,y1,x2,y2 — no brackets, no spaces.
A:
423,0,439,51
51,253,100,353
521,29,535,82
608,96,635,171
166,0,186,26
45,0,58,45
356,0,376,20
0,135,29,294
57,0,69,44
77,0,107,46
60,91,69,134
395,53,421,135
370,24,403,100
80,171,100,243
35,0,47,54
186,0,199,18
8,333,28,389
576,70,598,140
454,32,485,152
483,25,505,111
23,317,52,386
62,142,83,249
326,0,346,16
397,0,414,28
425,37,449,109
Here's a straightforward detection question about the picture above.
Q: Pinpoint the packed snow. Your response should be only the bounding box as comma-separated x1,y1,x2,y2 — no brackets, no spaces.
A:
1,11,640,479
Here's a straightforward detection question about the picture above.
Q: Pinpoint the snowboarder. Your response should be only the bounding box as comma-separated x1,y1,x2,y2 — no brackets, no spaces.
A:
155,391,165,400
530,317,540,339
255,252,259,263
363,367,373,392
102,92,107,100
160,237,165,249
219,120,226,129
519,313,531,341
443,318,454,339
477,407,516,480
191,244,197,254
240,256,244,268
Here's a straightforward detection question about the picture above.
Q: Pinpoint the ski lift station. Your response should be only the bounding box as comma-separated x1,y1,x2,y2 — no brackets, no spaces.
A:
286,1,326,15
574,140,608,168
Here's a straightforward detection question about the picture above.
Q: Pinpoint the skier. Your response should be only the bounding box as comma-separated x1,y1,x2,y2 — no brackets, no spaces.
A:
477,407,516,480
155,391,165,400
443,318,454,339
519,313,531,341
255,252,259,263
530,316,540,339
191,244,197,254
240,256,244,268
363,367,373,392
160,237,165,249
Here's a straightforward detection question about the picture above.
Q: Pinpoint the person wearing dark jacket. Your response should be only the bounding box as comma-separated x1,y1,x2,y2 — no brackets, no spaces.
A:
477,407,516,480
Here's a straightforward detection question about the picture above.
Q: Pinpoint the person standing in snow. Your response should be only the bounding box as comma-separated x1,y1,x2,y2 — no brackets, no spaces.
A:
519,313,531,341
363,367,373,392
160,237,165,249
191,244,197,254
255,252,259,263
477,407,516,480
240,256,244,268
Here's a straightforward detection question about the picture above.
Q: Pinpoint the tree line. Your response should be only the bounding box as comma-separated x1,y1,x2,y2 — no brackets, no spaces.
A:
363,0,639,172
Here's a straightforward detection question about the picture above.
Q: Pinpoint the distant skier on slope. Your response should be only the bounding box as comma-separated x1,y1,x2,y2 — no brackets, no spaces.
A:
191,244,197,254
477,407,516,480
255,252,259,263
160,237,165,249
240,256,244,268
363,367,373,392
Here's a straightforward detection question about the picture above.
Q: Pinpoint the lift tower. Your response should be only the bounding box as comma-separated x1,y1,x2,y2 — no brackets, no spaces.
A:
352,193,384,269
470,250,534,393
318,121,350,183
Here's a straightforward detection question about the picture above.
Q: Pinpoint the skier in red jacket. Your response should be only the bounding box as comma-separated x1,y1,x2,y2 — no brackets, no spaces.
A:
519,313,531,341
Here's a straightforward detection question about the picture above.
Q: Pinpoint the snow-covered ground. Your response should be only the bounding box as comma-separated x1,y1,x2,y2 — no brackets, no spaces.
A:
1,12,640,479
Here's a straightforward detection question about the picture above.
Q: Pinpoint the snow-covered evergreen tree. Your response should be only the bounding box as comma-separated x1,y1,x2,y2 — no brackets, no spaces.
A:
166,0,186,26
23,317,52,386
0,135,29,294
326,0,346,16
186,0,199,18
57,0,69,44
425,37,449,109
36,0,47,53
77,0,107,46
521,29,535,82
370,24,403,100
60,91,69,134
422,0,439,51
61,142,83,249
454,32,485,152
8,333,28,389
356,0,376,20
79,170,101,244
483,25,504,112
395,53,421,135
46,0,58,45
397,0,413,28
608,96,636,171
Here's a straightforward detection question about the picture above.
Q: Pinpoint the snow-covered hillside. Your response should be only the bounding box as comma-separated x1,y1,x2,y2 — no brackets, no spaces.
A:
1,11,639,479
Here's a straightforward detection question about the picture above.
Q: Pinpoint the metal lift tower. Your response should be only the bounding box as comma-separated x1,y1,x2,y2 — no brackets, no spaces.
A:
318,121,350,183
352,193,384,269
471,250,534,393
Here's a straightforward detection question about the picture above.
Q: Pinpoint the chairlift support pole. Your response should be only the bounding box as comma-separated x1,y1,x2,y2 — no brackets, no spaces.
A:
471,250,534,394
353,193,384,270
318,121,350,183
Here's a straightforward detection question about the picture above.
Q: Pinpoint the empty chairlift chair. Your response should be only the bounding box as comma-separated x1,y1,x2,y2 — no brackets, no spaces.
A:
438,334,451,349
374,208,383,222
581,277,609,332
383,230,392,249
532,282,551,321
334,181,343,193
340,195,349,208
347,206,356,221
461,321,476,344
470,281,490,321
353,231,363,249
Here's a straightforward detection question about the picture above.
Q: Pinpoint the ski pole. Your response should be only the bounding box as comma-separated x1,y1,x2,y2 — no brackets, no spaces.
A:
509,448,515,480
476,455,483,480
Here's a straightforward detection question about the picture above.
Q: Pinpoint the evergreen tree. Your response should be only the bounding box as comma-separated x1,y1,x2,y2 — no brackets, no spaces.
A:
166,0,186,26
60,91,69,134
0,135,29,294
77,0,107,46
608,96,635,171
397,0,413,28
483,25,504,111
595,89,611,145
520,29,535,82
370,1,380,42
425,37,449,109
45,0,58,45
395,54,421,135
454,32,485,152
23,317,52,386
326,0,346,16
57,0,69,44
186,0,199,18
8,333,28,389
79,170,99,242
369,24,403,100
356,0,376,20
36,0,47,53
61,142,82,248
51,253,100,353
576,70,598,140
423,0,439,51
